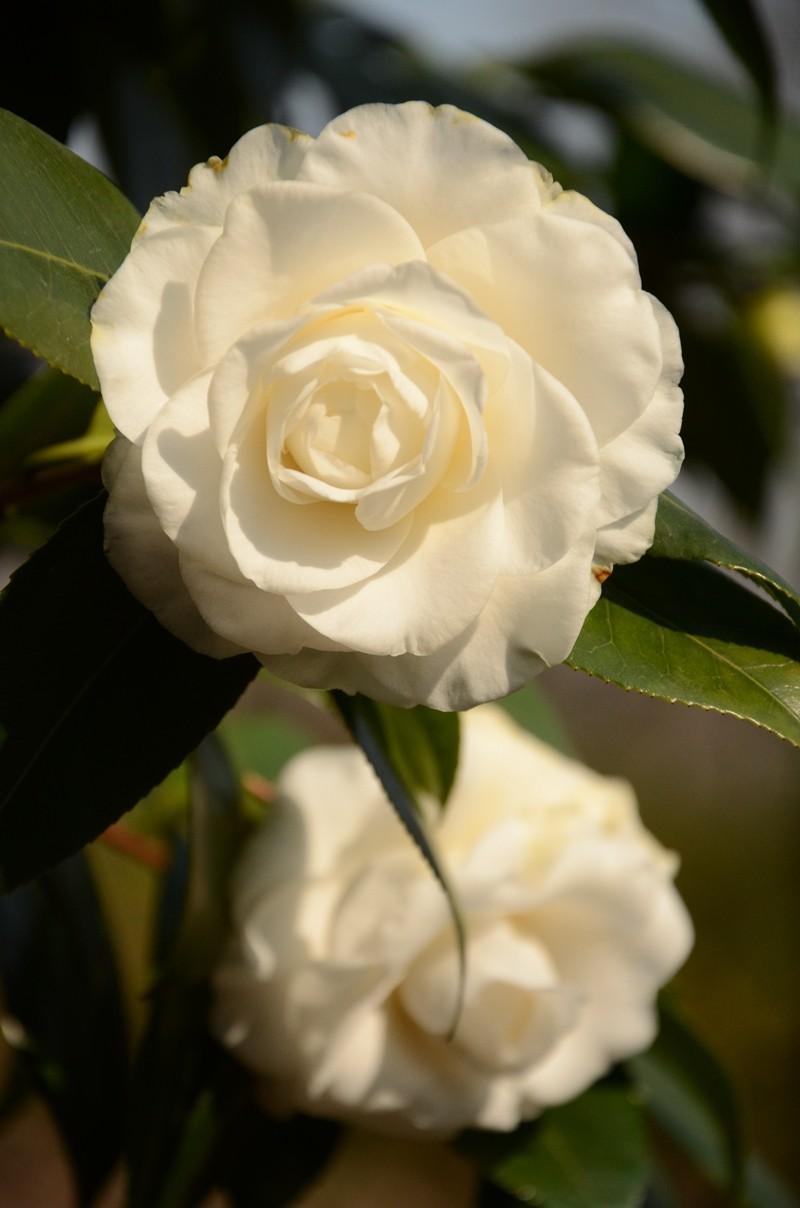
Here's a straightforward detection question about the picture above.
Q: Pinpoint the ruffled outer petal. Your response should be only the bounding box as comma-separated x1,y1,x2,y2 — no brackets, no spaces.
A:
141,123,311,236
101,437,242,657
298,102,552,248
429,210,664,445
91,226,218,443
263,533,599,710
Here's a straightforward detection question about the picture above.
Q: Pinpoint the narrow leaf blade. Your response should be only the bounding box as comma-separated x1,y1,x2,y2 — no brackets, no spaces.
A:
331,691,466,1033
0,494,258,890
0,108,139,385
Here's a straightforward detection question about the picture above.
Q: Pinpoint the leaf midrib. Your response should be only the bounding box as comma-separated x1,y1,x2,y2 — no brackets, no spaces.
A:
0,237,110,282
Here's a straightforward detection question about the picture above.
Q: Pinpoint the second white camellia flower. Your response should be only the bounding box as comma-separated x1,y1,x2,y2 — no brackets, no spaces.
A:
213,706,693,1134
92,103,684,710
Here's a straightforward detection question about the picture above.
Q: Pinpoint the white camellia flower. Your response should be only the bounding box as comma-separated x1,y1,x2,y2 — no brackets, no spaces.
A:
213,706,693,1134
92,103,684,710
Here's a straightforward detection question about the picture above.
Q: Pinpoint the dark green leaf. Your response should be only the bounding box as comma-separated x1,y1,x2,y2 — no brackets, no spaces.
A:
0,108,139,386
0,493,258,891
465,1085,647,1208
652,492,800,629
0,368,99,479
0,853,128,1201
127,735,248,1208
567,554,800,749
698,0,777,126
629,1004,743,1192
331,690,466,1035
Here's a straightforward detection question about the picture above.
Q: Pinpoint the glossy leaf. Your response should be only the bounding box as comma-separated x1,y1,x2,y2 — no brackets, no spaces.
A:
653,492,800,630
0,367,98,479
331,691,466,1034
0,853,128,1201
0,108,139,386
630,1004,743,1192
0,493,258,890
466,1085,647,1208
567,554,800,749
699,0,777,126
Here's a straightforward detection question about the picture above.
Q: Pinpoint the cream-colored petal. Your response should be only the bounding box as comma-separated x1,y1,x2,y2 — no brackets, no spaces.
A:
489,348,600,575
141,123,311,236
264,534,599,709
194,182,425,364
594,499,658,567
91,226,217,444
177,554,343,656
101,437,242,657
429,211,663,445
286,484,506,658
221,411,412,595
140,370,238,577
594,296,683,540
299,102,548,247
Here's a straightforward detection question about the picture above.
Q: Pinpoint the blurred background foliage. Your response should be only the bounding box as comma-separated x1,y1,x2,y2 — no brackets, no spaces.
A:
1,0,798,1203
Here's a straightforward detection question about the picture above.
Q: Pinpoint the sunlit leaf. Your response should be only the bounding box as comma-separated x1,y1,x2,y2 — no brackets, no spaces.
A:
0,108,138,385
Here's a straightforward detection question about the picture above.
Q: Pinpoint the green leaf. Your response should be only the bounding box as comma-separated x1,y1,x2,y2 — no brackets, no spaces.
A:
567,551,800,750
373,701,461,806
629,1004,743,1192
531,44,800,193
0,108,139,386
331,690,466,1035
0,493,258,891
0,853,129,1201
698,0,777,126
465,1085,647,1208
126,735,247,1208
500,683,576,757
0,368,99,479
652,491,800,630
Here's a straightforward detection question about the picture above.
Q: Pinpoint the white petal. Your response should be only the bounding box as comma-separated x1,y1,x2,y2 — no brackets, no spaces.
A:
299,102,549,247
595,295,684,539
101,437,241,657
286,484,506,657
264,534,600,709
194,181,425,364
140,370,238,577
178,555,343,656
91,226,217,444
221,410,412,595
429,211,663,445
141,123,311,236
489,348,600,574
594,499,658,567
